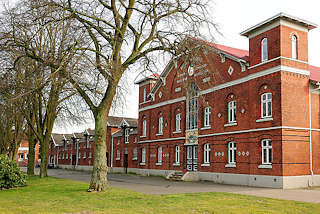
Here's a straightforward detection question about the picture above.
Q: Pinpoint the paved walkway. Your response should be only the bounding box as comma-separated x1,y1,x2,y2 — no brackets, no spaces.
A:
23,168,320,204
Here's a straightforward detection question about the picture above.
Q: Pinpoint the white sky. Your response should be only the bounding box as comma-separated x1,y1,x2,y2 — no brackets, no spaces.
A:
2,0,319,132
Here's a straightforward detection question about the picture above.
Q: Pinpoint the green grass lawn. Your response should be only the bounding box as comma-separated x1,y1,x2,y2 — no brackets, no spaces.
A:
0,176,320,214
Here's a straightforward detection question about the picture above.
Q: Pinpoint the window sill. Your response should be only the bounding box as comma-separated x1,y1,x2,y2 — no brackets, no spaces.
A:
201,163,210,167
140,136,146,138
156,133,163,136
200,126,211,130
256,117,273,123
173,131,181,134
132,158,138,161
185,128,198,132
155,162,162,166
173,163,180,166
139,162,146,166
224,122,237,127
225,163,236,168
258,164,272,169
124,142,129,144
116,158,120,161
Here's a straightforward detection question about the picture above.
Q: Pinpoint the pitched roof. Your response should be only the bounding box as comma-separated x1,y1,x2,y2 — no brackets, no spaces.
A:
134,74,159,84
187,37,249,61
309,65,320,82
108,116,138,127
51,133,64,146
112,127,138,137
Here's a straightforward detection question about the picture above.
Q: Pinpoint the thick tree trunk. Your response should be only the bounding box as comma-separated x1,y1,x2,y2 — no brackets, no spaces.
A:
39,137,50,178
27,137,36,176
89,109,109,191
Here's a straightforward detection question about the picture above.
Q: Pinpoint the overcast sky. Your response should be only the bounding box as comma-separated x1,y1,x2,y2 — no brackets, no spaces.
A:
58,0,320,133
2,0,319,133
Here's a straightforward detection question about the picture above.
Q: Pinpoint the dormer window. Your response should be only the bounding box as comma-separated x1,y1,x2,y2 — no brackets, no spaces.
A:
261,38,268,62
292,35,297,59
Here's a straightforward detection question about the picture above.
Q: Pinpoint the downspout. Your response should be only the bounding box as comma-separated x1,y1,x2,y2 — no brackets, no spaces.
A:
76,139,79,166
308,81,320,179
111,136,114,168
308,88,314,177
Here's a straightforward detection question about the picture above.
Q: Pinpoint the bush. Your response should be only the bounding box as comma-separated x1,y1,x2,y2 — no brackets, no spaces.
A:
0,155,27,189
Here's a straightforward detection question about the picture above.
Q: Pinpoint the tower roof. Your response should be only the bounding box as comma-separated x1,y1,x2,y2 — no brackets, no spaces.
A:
241,13,317,37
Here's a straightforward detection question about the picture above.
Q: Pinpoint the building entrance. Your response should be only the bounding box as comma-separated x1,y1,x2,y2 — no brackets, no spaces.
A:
186,145,198,171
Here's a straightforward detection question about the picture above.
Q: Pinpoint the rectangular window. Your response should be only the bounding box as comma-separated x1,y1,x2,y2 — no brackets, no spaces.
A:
133,148,138,160
125,128,129,144
142,120,147,136
18,153,24,161
141,148,146,163
116,149,120,160
228,142,236,164
204,107,211,127
261,93,272,118
187,84,199,130
228,101,236,123
158,117,163,134
66,153,68,159
176,113,181,132
157,147,162,163
204,144,210,164
143,87,146,102
175,146,180,164
83,152,86,159
89,152,92,159
262,139,272,165
134,136,137,143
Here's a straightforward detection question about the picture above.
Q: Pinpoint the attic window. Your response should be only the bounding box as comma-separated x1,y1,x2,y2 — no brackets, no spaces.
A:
143,87,146,102
228,66,234,75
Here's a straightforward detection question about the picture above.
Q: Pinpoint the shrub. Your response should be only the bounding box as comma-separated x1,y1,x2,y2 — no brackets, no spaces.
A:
0,155,27,189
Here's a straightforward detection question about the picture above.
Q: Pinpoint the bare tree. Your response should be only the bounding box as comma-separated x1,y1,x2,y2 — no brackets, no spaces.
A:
48,0,216,191
0,0,86,177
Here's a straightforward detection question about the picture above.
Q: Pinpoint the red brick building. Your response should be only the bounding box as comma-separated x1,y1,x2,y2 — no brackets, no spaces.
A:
117,13,320,188
48,116,137,171
17,140,40,167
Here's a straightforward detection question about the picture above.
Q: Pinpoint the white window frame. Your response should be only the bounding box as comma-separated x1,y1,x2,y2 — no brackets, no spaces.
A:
204,144,210,164
25,153,28,159
175,146,180,164
66,153,68,159
158,116,163,135
261,93,272,118
228,101,236,123
186,83,199,130
176,113,181,132
133,147,138,160
142,120,147,137
143,87,146,102
125,128,129,144
141,148,146,163
261,38,268,62
157,147,162,164
228,142,236,165
116,149,120,160
261,139,272,165
83,152,86,159
292,35,297,59
63,153,65,159
204,107,211,127
89,152,92,159
18,153,24,161
134,136,137,143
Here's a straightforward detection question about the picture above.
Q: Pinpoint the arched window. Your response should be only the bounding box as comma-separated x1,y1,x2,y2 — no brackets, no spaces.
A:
261,38,268,62
187,83,199,130
292,35,297,59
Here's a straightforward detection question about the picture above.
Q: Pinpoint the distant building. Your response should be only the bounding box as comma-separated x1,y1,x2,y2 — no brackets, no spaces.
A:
16,140,40,167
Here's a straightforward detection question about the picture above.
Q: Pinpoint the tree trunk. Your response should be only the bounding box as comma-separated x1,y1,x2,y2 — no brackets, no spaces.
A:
27,136,36,176
39,137,49,178
89,109,109,191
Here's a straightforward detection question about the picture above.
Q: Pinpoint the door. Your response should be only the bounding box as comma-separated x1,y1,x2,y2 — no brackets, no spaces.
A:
72,155,76,165
106,152,109,167
124,154,128,174
186,145,198,171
